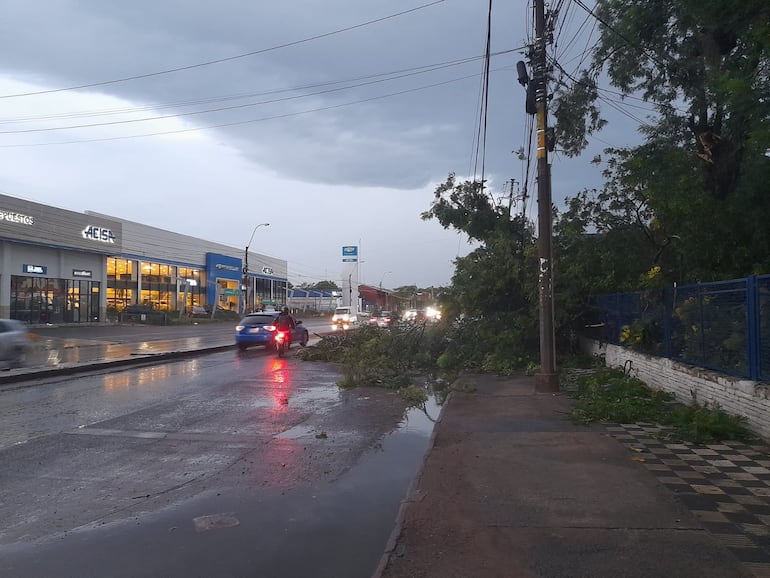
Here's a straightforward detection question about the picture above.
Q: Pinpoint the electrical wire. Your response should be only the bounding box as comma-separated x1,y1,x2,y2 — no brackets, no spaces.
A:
0,1,447,100
0,50,519,125
0,51,521,135
571,0,671,73
0,66,515,148
478,0,494,195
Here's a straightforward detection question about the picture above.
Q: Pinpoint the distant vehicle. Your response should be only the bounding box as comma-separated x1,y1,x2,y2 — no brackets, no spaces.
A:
331,306,357,330
188,305,208,318
123,304,154,315
235,312,308,351
402,309,427,323
377,311,395,328
0,319,30,369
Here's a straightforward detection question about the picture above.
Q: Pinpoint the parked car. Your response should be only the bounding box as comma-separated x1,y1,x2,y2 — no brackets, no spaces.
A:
235,312,309,351
0,319,30,369
123,304,154,315
188,305,208,318
377,311,395,328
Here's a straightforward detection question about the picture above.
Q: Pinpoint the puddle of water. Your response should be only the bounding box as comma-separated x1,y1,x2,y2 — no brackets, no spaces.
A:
399,395,441,435
291,386,340,404
274,424,316,439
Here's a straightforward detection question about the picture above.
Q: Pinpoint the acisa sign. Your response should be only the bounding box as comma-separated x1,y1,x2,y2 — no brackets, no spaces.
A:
82,225,116,244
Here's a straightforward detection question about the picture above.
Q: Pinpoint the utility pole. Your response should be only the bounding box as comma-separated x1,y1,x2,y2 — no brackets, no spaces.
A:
530,0,559,391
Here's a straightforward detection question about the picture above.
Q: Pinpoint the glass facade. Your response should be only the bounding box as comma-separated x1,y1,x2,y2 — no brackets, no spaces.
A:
106,258,136,310
217,278,240,312
10,275,100,324
140,261,176,310
107,258,207,312
178,267,205,309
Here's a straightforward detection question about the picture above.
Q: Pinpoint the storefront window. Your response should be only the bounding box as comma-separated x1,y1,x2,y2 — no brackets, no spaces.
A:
11,275,100,324
217,279,240,312
140,261,177,310
178,267,205,309
107,258,136,310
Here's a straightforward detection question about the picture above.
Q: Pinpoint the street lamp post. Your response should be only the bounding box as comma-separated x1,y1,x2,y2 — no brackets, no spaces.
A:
243,222,270,313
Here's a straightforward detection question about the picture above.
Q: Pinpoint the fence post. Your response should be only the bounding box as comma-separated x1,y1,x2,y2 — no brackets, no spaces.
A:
698,284,706,364
663,288,674,359
747,275,760,380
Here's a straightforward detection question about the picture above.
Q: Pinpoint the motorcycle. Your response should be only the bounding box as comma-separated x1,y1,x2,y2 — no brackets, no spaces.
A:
274,329,290,357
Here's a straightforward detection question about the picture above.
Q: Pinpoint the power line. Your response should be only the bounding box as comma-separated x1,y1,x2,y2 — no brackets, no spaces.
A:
571,0,671,73
0,51,520,135
475,0,494,194
0,67,516,148
0,1,447,100
0,51,514,125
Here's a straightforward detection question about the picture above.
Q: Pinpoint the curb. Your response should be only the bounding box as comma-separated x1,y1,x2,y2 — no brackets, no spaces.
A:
371,389,455,578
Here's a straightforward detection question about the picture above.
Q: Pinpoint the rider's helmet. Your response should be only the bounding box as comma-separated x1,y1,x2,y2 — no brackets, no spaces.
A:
282,306,289,314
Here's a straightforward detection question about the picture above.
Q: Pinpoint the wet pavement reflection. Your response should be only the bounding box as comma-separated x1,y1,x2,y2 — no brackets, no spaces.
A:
0,342,441,578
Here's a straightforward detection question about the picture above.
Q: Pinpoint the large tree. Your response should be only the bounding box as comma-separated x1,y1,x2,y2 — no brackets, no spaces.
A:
422,174,541,362
553,0,770,283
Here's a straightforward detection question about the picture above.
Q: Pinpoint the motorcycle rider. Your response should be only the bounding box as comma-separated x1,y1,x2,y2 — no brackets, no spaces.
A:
275,306,296,345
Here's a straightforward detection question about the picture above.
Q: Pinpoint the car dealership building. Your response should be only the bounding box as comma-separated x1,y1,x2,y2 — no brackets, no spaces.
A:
0,193,287,324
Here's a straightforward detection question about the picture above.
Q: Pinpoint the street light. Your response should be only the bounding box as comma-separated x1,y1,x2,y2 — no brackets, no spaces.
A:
379,271,392,289
244,223,270,313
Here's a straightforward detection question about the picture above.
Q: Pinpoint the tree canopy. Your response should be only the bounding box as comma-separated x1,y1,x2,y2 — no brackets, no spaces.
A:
299,280,340,291
422,174,541,362
553,0,770,288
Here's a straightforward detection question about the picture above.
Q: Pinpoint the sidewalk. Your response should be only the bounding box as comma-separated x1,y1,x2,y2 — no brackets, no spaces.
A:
376,374,767,578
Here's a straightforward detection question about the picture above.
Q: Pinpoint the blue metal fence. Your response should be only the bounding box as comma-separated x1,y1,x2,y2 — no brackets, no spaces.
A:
592,275,770,381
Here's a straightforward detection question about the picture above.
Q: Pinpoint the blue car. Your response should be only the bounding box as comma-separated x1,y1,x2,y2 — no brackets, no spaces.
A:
235,312,309,351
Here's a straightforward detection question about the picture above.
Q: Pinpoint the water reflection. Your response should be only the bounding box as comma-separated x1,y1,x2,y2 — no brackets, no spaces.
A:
46,349,62,366
266,358,293,412
101,360,200,391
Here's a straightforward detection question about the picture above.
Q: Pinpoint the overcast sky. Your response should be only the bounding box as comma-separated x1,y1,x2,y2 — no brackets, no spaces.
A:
0,0,642,289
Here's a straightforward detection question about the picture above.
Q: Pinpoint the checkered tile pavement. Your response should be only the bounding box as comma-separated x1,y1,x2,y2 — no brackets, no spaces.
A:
607,423,770,578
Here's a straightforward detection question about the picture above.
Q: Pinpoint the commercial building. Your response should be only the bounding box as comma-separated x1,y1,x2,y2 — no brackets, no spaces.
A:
0,193,286,323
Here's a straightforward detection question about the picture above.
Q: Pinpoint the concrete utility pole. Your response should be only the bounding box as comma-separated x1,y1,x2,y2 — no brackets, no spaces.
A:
533,0,559,391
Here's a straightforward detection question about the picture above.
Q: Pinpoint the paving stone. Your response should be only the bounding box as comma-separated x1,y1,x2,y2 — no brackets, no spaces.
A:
606,423,770,577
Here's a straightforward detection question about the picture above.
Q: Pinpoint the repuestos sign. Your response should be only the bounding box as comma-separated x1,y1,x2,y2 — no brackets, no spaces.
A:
0,210,34,225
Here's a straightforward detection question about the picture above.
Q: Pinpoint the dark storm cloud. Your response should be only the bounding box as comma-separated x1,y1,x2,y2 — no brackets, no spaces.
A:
0,1,530,190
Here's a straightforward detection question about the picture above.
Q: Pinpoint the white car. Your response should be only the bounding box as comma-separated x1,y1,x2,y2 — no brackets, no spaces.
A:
331,306,357,330
0,319,30,369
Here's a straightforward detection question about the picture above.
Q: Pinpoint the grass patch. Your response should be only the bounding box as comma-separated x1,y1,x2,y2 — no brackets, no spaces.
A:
567,367,756,444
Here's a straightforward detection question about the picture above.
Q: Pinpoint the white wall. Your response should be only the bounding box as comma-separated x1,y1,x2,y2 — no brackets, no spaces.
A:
582,338,770,439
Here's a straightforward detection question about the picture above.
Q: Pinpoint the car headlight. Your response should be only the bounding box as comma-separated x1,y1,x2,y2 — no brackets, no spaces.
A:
236,325,245,331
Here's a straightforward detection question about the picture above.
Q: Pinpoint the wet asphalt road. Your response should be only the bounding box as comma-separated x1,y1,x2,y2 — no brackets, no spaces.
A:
22,318,331,369
0,339,439,577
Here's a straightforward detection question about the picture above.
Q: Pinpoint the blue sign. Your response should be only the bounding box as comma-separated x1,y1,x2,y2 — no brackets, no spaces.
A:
342,245,358,262
23,264,47,274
